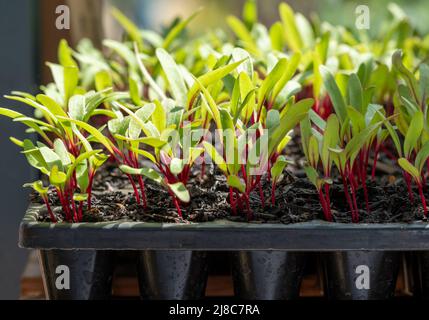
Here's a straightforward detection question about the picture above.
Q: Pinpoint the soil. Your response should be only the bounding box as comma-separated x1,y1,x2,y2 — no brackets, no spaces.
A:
31,162,426,225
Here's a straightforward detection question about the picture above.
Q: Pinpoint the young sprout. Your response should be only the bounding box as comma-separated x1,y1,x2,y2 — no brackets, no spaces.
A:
111,100,201,217
13,137,105,223
391,51,429,203
398,141,429,216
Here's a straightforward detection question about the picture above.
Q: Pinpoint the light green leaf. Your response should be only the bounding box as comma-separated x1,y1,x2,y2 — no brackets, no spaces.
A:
168,182,190,203
347,73,363,112
404,110,423,158
68,95,86,121
119,165,163,183
227,175,246,193
163,9,201,49
203,141,228,174
279,3,303,52
111,7,143,49
156,48,187,107
58,117,114,154
23,181,49,196
320,66,347,123
271,155,288,181
53,139,71,167
170,158,185,175
49,165,67,186
398,158,421,182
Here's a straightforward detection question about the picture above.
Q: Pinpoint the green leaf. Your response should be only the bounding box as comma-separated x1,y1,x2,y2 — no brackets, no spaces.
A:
308,135,320,167
168,182,190,203
271,53,301,104
130,147,157,164
170,158,185,175
266,109,280,129
58,117,114,154
227,175,246,193
58,39,77,67
404,110,424,158
36,94,68,117
95,70,113,92
111,7,143,49
152,100,167,133
68,95,86,121
187,59,245,107
279,3,303,52
232,48,253,78
320,66,347,123
192,76,223,131
419,64,429,103
347,73,363,112
258,58,287,109
73,193,88,202
321,114,339,174
227,15,260,56
345,122,382,165
119,165,163,183
132,44,167,100
304,166,321,190
21,140,48,173
128,103,156,139
415,141,429,173
129,75,143,106
271,155,288,181
163,9,201,49
392,50,420,104
9,137,23,147
49,165,67,187
23,181,49,196
398,158,421,182
243,0,257,29
53,139,71,167
65,150,101,182
269,22,284,51
76,160,89,192
38,143,62,171
187,147,204,166
377,110,403,158
46,63,79,106
203,141,228,174
117,135,166,148
156,48,187,107
268,98,313,157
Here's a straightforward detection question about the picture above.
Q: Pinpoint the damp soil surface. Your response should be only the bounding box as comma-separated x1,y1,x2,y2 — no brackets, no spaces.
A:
32,165,427,225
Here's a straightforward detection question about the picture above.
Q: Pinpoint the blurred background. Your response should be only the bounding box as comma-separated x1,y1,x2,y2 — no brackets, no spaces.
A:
0,0,427,299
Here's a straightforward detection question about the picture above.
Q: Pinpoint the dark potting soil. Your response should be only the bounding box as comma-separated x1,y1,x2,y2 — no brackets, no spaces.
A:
31,164,426,225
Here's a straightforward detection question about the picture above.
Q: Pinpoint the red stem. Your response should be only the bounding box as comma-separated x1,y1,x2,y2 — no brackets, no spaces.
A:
318,188,332,222
126,174,141,204
417,182,428,217
371,147,380,180
78,201,83,222
229,187,237,215
271,182,276,206
137,176,148,209
86,170,95,211
403,171,415,203
258,181,265,208
167,188,183,218
43,197,57,223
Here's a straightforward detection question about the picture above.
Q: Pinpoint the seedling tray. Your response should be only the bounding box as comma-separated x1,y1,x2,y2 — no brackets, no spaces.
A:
19,204,429,251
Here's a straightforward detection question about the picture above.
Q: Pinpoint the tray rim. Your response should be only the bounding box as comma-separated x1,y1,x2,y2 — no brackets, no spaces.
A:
19,203,429,251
